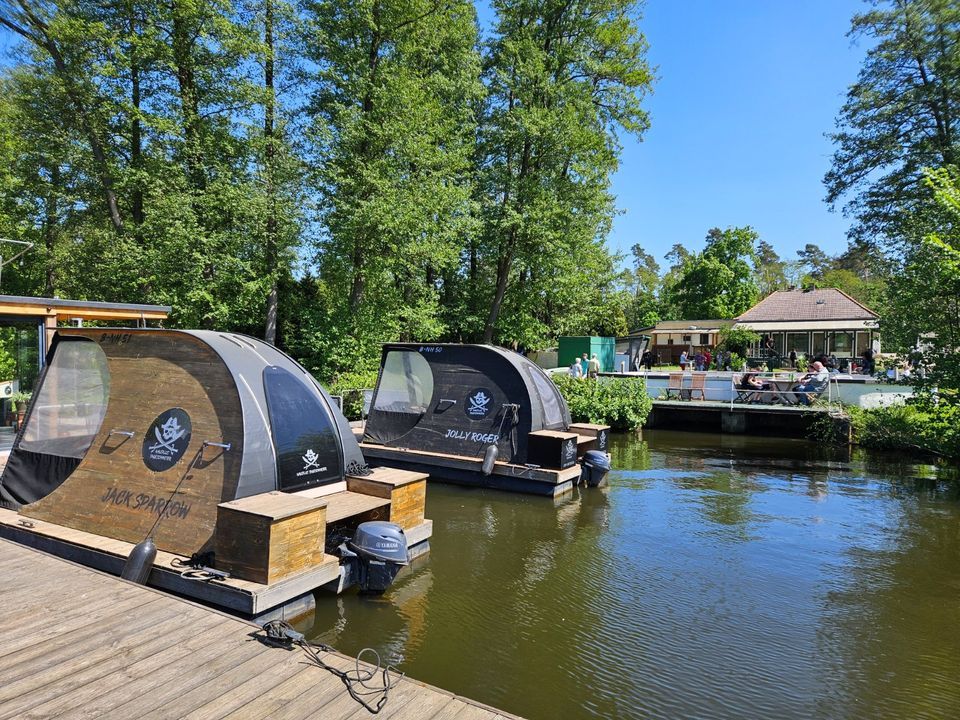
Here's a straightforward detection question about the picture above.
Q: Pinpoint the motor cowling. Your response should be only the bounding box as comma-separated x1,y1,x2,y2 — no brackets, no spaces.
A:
345,521,409,594
580,450,611,488
348,521,409,564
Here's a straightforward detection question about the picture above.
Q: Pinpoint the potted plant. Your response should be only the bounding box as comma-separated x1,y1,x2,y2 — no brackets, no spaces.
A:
11,390,31,428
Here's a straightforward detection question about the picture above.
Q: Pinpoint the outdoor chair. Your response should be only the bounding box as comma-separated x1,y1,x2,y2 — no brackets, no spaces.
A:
792,377,829,406
666,372,684,399
689,372,707,401
732,375,758,404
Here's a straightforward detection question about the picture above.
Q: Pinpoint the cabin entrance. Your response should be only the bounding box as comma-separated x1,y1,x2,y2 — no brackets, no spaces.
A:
367,349,435,445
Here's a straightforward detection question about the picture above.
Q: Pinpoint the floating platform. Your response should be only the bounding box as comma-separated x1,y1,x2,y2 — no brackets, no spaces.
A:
1,466,432,619
0,328,435,616
0,538,518,719
646,399,839,438
360,443,584,497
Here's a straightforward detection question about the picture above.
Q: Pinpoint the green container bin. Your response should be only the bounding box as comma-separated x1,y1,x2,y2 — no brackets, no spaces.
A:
558,336,615,372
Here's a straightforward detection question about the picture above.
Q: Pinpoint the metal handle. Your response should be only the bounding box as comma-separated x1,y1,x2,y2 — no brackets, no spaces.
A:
203,441,232,451
438,399,457,405
108,429,135,438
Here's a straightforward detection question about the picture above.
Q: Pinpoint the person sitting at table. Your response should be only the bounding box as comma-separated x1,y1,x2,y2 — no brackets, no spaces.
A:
791,361,829,405
739,372,770,402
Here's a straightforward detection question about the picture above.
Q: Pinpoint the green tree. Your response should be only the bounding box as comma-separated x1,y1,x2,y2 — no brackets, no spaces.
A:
668,227,759,319
302,0,482,374
754,239,788,297
621,244,662,330
825,0,960,247
883,167,960,393
795,242,831,279
477,0,653,343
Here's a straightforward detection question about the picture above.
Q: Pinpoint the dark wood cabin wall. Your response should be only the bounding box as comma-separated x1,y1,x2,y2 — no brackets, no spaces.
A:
22,331,245,557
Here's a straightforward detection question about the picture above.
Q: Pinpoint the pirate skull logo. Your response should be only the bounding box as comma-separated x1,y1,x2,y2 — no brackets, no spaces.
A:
142,408,192,472
465,388,493,419
150,416,186,452
302,448,320,470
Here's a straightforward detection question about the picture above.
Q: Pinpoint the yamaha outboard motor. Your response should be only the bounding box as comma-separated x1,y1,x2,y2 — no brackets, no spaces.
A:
340,521,409,594
580,450,611,488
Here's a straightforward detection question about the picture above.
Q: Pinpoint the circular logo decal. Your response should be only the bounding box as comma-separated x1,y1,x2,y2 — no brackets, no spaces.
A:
464,387,494,420
142,408,192,472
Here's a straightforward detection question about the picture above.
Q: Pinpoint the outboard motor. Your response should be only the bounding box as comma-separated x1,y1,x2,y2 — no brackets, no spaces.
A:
340,521,409,594
580,450,611,488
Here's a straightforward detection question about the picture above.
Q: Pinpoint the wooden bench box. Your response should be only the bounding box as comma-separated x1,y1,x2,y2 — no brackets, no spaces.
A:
526,430,579,469
568,423,610,453
346,467,428,530
215,492,327,585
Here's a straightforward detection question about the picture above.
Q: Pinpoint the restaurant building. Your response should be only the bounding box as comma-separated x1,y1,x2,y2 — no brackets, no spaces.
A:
734,287,879,362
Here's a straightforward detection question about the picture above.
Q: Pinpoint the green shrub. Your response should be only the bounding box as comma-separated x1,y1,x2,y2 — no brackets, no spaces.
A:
327,369,380,421
825,400,960,460
552,375,652,431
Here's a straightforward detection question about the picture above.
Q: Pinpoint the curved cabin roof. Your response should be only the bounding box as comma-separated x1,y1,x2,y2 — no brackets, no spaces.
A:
364,343,570,464
185,330,365,495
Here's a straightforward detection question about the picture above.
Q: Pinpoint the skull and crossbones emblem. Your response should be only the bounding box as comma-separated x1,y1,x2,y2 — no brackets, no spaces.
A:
468,391,490,415
302,449,320,470
149,415,186,452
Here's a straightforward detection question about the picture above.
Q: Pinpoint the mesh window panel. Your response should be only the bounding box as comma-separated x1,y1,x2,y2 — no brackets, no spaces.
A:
263,366,341,490
526,366,564,428
373,351,434,413
20,340,110,459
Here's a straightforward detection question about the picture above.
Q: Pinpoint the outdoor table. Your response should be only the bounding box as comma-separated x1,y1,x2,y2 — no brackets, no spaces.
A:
765,377,800,405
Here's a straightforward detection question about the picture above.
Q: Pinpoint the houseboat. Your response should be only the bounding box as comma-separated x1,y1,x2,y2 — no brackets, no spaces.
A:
0,328,430,618
360,343,611,497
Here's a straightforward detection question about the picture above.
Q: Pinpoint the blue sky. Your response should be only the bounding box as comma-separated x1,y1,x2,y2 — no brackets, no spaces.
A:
607,0,868,269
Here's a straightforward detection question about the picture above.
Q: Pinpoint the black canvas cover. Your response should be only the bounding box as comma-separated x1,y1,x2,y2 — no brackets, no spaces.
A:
363,344,570,463
0,450,81,509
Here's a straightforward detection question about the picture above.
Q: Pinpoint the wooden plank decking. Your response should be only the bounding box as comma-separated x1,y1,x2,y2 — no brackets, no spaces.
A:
0,538,518,720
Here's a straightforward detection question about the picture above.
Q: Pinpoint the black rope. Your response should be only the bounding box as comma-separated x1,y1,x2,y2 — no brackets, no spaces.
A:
259,620,403,715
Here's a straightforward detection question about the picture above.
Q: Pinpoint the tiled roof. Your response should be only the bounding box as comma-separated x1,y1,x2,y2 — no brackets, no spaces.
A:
736,288,877,322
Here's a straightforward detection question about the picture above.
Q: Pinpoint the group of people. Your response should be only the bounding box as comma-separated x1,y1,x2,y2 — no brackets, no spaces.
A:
678,348,734,372
738,361,830,406
678,349,712,371
568,352,601,379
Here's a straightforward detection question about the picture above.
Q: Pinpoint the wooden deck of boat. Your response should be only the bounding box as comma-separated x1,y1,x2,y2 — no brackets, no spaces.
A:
359,443,583,497
0,538,518,720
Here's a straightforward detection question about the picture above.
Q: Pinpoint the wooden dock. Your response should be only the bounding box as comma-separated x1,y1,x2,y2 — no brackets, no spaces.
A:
0,538,518,720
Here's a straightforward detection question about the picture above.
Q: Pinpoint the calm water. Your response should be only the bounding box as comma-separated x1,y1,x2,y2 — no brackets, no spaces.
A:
297,431,960,719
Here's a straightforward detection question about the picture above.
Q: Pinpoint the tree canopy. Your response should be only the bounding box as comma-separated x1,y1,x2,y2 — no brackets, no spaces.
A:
825,0,960,247
666,227,759,320
0,0,655,377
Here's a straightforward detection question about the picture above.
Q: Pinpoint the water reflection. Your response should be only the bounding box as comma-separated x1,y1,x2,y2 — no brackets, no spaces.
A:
299,429,960,720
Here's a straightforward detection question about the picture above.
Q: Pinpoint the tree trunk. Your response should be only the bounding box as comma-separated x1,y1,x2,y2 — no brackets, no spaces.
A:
129,0,144,234
263,0,278,345
43,164,59,296
170,3,204,191
483,241,514,343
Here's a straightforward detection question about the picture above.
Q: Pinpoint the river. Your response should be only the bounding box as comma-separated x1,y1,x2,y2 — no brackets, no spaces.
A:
299,430,960,719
